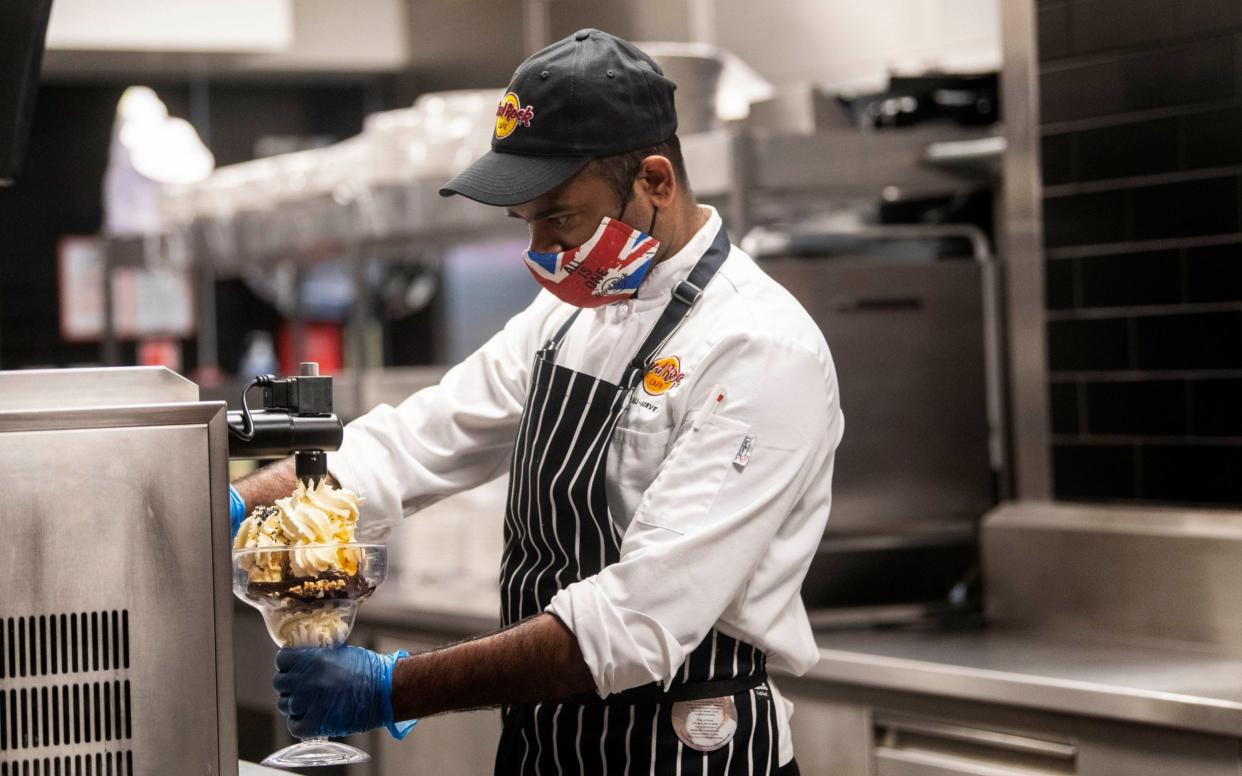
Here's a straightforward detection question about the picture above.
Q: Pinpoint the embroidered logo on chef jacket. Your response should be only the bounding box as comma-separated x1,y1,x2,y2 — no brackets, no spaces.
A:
643,355,685,396
495,92,534,139
671,697,739,752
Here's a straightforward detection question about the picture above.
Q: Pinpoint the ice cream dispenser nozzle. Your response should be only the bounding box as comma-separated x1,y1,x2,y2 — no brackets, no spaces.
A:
226,361,343,481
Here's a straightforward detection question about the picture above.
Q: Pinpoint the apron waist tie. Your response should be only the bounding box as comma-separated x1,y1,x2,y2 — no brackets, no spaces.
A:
563,670,767,707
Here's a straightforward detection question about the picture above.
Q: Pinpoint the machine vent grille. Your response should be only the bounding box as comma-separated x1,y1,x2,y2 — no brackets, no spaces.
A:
1,612,130,679
0,612,132,770
0,751,133,775
1,681,133,750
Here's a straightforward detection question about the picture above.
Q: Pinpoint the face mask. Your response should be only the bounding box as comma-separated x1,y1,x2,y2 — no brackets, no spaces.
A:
523,211,659,308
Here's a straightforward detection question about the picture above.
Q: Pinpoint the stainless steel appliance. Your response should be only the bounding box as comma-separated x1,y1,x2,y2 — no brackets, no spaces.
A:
0,364,345,774
753,225,1003,625
0,367,236,774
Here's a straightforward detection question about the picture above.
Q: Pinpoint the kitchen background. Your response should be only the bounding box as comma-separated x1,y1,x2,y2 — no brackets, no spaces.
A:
4,1,1242,775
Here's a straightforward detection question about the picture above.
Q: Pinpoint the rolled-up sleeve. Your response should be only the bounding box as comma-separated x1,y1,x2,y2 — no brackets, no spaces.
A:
327,296,553,536
546,333,842,697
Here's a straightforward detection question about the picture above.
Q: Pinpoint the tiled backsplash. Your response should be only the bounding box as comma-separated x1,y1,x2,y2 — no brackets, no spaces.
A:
1037,0,1242,504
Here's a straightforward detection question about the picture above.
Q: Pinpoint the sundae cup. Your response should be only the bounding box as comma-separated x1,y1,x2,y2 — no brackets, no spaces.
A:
231,479,387,768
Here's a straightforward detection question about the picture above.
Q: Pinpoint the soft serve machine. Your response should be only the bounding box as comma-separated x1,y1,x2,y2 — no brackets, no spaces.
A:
0,364,341,775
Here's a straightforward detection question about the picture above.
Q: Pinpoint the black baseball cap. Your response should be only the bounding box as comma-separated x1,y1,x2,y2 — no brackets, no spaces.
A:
439,28,678,207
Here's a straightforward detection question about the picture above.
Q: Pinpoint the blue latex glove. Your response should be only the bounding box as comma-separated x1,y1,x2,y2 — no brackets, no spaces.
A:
273,645,418,740
228,485,246,540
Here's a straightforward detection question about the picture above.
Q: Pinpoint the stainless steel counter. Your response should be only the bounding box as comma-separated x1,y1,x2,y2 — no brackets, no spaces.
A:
240,762,300,776
355,590,1242,738
810,628,1242,737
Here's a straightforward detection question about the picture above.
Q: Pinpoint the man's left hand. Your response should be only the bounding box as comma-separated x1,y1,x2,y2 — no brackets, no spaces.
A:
273,645,417,740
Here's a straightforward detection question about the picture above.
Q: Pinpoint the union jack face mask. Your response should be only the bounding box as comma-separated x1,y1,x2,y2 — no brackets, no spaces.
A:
522,213,660,308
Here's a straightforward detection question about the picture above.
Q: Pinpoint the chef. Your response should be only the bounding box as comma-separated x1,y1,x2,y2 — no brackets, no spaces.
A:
233,28,843,776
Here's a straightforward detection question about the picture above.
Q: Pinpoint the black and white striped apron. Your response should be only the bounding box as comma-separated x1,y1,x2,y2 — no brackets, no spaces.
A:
496,225,793,776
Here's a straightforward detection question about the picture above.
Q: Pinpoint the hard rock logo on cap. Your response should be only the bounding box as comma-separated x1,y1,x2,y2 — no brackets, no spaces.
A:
643,356,685,396
495,92,535,139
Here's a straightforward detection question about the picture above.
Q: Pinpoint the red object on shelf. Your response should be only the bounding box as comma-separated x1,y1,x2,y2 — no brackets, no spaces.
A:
137,337,182,373
278,322,342,375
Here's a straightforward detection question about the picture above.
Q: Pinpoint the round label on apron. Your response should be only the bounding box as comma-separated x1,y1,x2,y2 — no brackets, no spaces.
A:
671,696,738,752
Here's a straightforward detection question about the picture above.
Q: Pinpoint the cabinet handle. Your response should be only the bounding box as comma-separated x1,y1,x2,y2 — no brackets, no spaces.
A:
831,295,924,312
874,713,1078,760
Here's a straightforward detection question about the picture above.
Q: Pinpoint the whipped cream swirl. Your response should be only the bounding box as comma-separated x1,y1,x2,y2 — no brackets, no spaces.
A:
234,478,364,580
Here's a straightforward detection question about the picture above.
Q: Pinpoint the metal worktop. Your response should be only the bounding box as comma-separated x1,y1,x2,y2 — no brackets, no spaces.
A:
354,587,1242,738
349,501,1242,745
810,627,1242,737
240,762,300,776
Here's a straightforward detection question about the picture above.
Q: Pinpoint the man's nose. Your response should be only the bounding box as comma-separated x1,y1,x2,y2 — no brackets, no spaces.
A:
528,223,564,255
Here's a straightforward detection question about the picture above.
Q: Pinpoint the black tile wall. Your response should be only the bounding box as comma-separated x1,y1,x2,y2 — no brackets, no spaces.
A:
1075,119,1179,181
1085,380,1187,434
1049,243,1242,312
1072,0,1178,55
1130,176,1239,240
1044,176,1240,249
1046,258,1076,309
1043,191,1128,248
1048,318,1132,371
1178,0,1242,35
1189,379,1242,435
1121,38,1236,113
1046,106,1242,188
1078,250,1181,307
1041,60,1126,123
1185,243,1242,301
1134,311,1242,369
1183,106,1242,169
1052,444,1138,499
1038,3,1072,61
1050,382,1081,433
1041,0,1242,504
1041,133,1076,186
1141,444,1242,503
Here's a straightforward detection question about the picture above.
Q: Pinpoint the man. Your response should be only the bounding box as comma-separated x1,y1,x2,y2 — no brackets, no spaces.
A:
234,28,843,775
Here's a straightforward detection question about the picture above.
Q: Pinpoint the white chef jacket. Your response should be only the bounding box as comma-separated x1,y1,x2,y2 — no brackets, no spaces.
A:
327,206,844,765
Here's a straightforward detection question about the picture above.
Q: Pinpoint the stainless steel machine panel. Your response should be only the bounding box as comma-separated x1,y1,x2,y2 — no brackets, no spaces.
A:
0,369,235,775
762,256,997,622
0,366,198,411
764,258,995,534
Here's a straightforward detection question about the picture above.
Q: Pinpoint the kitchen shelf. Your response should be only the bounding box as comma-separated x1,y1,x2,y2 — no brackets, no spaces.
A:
1044,299,1242,321
1045,231,1242,261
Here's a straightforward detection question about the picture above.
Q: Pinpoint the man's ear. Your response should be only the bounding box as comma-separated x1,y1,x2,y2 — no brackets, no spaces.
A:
637,155,677,209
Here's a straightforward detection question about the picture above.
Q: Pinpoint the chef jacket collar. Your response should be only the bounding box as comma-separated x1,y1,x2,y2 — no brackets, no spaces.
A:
627,205,724,310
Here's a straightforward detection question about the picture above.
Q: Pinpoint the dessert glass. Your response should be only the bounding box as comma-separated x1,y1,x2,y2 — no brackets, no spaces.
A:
232,543,387,768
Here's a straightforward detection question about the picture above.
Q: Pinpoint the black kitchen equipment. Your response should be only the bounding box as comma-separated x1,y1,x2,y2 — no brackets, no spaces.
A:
226,361,343,483
0,0,53,184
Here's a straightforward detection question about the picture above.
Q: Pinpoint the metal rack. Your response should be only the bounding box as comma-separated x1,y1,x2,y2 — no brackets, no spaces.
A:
98,123,1003,385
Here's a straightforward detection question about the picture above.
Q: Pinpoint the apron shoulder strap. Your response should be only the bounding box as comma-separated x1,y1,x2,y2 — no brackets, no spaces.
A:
623,222,731,387
543,308,582,352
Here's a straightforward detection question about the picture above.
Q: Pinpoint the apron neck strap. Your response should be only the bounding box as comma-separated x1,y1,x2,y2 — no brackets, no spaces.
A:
545,307,582,352
623,222,731,387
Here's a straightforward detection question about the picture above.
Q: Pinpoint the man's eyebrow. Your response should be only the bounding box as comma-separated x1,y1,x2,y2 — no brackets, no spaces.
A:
506,205,570,221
